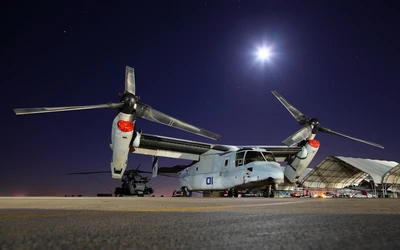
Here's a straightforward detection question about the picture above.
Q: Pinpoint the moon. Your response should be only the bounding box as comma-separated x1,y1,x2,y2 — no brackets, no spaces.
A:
257,47,271,61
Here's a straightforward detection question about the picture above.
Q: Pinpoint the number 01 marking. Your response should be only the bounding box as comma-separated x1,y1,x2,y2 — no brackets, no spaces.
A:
206,177,213,185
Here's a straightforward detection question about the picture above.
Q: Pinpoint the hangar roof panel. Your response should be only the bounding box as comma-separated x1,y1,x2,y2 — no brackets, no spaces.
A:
300,156,399,188
336,157,398,184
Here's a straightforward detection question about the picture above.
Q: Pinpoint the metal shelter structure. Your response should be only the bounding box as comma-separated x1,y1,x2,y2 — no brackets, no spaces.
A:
382,163,400,192
299,156,399,196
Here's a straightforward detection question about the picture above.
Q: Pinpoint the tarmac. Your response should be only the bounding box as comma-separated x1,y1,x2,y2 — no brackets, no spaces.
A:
1,196,400,250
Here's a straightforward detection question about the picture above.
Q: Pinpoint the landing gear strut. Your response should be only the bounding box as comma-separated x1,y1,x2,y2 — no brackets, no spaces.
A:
182,188,190,197
263,185,276,198
227,189,239,197
178,187,192,197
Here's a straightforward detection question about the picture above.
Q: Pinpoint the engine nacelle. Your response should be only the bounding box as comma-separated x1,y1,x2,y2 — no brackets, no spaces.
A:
110,113,135,179
284,139,320,183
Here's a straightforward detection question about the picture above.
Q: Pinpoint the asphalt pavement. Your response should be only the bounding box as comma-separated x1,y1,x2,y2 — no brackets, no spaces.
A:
0,197,399,250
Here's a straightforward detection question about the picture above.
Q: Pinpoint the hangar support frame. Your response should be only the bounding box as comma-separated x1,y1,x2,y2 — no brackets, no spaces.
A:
382,164,400,197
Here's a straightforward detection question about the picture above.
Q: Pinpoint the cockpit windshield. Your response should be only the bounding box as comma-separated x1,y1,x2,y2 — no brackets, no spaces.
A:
236,150,276,166
244,151,265,165
262,152,276,162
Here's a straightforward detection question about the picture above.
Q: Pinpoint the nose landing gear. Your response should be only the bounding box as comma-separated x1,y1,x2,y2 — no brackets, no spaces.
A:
263,184,278,198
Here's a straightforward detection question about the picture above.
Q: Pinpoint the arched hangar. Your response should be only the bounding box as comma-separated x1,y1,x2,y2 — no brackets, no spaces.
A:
299,156,400,194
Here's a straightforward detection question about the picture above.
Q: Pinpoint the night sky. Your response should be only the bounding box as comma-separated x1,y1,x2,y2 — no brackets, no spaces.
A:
2,1,399,197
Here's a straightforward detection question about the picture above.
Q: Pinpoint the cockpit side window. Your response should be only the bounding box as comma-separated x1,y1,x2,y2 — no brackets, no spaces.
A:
262,152,276,162
244,151,265,165
235,152,245,167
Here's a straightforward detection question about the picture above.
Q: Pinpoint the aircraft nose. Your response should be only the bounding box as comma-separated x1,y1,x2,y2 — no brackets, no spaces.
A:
246,162,284,183
261,162,284,180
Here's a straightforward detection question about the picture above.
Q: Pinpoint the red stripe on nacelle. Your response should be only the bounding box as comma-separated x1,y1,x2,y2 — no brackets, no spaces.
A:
308,139,320,148
117,120,134,132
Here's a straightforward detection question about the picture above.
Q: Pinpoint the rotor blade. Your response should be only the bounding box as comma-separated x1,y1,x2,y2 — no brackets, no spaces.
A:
125,66,136,95
282,125,313,147
157,173,179,178
67,171,111,175
134,170,152,174
319,127,384,149
131,170,175,178
135,102,221,140
127,170,175,177
272,90,309,125
158,165,188,173
14,102,124,115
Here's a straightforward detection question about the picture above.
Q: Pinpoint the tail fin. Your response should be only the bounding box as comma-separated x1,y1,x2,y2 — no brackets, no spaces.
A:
152,156,159,177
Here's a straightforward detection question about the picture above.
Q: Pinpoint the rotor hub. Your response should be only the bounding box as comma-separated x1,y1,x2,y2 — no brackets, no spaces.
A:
120,93,137,106
309,118,319,126
120,93,138,114
308,118,320,133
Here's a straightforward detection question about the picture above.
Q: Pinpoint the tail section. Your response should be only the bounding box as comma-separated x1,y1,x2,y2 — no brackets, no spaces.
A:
110,112,135,179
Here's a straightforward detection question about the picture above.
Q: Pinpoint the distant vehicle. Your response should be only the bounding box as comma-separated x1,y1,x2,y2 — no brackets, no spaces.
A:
336,187,378,198
321,192,335,198
67,164,171,197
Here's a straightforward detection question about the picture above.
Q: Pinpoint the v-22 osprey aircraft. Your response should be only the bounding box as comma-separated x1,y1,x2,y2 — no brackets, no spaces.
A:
13,66,384,197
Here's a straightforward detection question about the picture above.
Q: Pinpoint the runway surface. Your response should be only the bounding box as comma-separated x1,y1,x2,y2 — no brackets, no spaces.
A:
1,197,400,250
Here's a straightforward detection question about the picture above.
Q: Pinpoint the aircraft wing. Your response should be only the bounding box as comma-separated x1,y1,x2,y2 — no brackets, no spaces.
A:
131,133,302,162
130,133,232,161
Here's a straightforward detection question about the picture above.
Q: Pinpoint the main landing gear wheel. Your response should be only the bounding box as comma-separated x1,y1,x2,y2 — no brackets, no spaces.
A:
182,187,192,197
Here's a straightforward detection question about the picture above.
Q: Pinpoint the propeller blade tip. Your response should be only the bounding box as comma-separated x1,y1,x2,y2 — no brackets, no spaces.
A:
13,109,27,115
